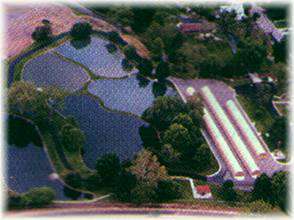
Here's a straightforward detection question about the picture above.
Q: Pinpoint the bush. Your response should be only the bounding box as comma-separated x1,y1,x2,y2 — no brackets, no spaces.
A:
155,179,182,202
31,25,52,44
64,172,83,189
121,58,134,72
22,187,55,208
106,43,117,53
108,31,123,44
7,192,24,209
96,153,122,186
70,22,93,40
219,180,237,202
63,186,81,200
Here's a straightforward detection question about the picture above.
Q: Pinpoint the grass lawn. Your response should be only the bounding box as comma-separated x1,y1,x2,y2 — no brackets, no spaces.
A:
237,94,274,134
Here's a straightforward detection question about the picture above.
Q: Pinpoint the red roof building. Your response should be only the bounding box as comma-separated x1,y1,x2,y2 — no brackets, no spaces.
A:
195,185,211,196
177,21,216,33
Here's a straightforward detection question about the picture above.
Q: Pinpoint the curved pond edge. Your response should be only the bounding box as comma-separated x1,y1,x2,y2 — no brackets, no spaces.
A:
7,114,97,202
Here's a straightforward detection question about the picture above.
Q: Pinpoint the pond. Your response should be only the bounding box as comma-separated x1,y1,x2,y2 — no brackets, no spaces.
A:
61,94,146,169
6,116,87,201
22,51,90,92
88,76,177,116
54,36,137,78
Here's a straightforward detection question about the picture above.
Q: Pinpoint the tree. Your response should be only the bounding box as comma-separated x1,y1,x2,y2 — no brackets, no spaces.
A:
7,191,24,209
139,125,160,149
129,149,167,187
172,113,194,130
271,171,288,212
155,179,182,202
8,82,65,118
142,96,188,131
156,60,170,81
149,37,164,61
60,124,85,152
32,25,52,44
130,182,156,204
123,45,138,62
113,170,137,202
219,180,237,202
96,153,122,186
192,144,212,172
64,172,83,189
160,144,180,164
252,173,273,204
70,22,93,40
137,59,153,76
231,37,268,75
273,37,287,63
22,187,55,208
267,117,287,152
63,186,81,200
163,123,192,155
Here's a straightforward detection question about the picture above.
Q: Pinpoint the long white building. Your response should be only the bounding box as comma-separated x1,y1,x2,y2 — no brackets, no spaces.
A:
225,100,268,158
203,108,245,180
201,86,260,178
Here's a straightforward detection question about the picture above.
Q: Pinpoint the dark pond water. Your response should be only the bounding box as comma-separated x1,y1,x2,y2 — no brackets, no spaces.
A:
61,94,146,169
6,116,85,201
22,52,89,92
88,76,177,116
54,37,137,78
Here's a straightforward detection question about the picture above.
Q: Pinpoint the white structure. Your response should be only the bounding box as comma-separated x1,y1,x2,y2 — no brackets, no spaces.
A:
226,100,267,158
220,3,246,20
203,108,245,180
201,86,260,178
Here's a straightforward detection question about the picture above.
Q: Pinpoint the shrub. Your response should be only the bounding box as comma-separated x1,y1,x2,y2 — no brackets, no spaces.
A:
22,187,55,208
70,22,93,40
31,25,52,44
155,179,182,202
63,186,81,200
106,43,117,53
64,172,83,189
121,58,134,72
7,192,24,209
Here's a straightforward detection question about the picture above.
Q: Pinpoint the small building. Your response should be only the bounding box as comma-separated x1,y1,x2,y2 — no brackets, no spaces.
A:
177,20,216,33
249,6,284,42
219,3,247,20
195,185,213,199
248,73,277,84
272,149,286,160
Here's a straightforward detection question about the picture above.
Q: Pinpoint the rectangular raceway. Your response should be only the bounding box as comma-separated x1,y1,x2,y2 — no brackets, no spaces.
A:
201,86,266,181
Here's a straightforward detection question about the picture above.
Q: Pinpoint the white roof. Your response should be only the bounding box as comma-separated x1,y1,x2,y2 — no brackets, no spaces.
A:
201,86,260,177
220,3,246,20
226,100,267,157
204,108,245,180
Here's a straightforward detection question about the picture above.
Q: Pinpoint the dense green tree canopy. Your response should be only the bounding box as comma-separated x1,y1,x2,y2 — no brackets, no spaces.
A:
142,96,188,131
96,153,122,186
70,22,93,40
252,173,273,204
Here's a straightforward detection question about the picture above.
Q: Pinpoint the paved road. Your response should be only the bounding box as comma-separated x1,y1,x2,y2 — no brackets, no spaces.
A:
6,204,241,217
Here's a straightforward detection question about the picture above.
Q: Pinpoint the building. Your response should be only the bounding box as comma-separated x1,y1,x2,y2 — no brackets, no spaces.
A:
195,185,212,199
249,6,284,42
177,20,216,33
219,3,246,20
248,73,278,84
